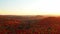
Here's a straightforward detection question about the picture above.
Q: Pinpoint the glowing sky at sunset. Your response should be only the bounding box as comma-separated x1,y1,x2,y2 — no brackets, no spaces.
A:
0,0,60,15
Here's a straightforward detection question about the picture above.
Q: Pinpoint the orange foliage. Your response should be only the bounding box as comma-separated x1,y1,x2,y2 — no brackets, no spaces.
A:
0,15,60,34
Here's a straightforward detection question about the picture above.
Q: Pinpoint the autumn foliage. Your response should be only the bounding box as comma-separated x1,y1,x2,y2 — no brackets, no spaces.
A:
0,15,60,34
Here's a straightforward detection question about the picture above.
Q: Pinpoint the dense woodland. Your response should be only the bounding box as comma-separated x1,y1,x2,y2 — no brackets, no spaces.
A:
0,15,60,34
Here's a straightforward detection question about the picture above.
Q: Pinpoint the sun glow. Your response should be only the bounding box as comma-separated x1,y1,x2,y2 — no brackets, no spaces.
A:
0,0,60,16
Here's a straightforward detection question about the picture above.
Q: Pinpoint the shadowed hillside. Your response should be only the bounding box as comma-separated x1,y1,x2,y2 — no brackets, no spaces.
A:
0,15,60,34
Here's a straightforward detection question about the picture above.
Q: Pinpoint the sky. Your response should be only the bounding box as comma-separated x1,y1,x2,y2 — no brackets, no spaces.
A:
0,0,60,15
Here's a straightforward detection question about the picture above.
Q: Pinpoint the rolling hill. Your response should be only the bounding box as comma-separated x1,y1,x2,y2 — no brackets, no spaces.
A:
0,15,60,34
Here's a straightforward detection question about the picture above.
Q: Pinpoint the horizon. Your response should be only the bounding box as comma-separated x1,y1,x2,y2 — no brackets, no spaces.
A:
0,0,60,15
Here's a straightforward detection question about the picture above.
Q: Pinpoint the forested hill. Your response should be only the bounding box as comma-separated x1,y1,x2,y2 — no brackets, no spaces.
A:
0,15,60,34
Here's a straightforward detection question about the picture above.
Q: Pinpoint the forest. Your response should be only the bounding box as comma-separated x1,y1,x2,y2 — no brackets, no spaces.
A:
0,15,60,34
